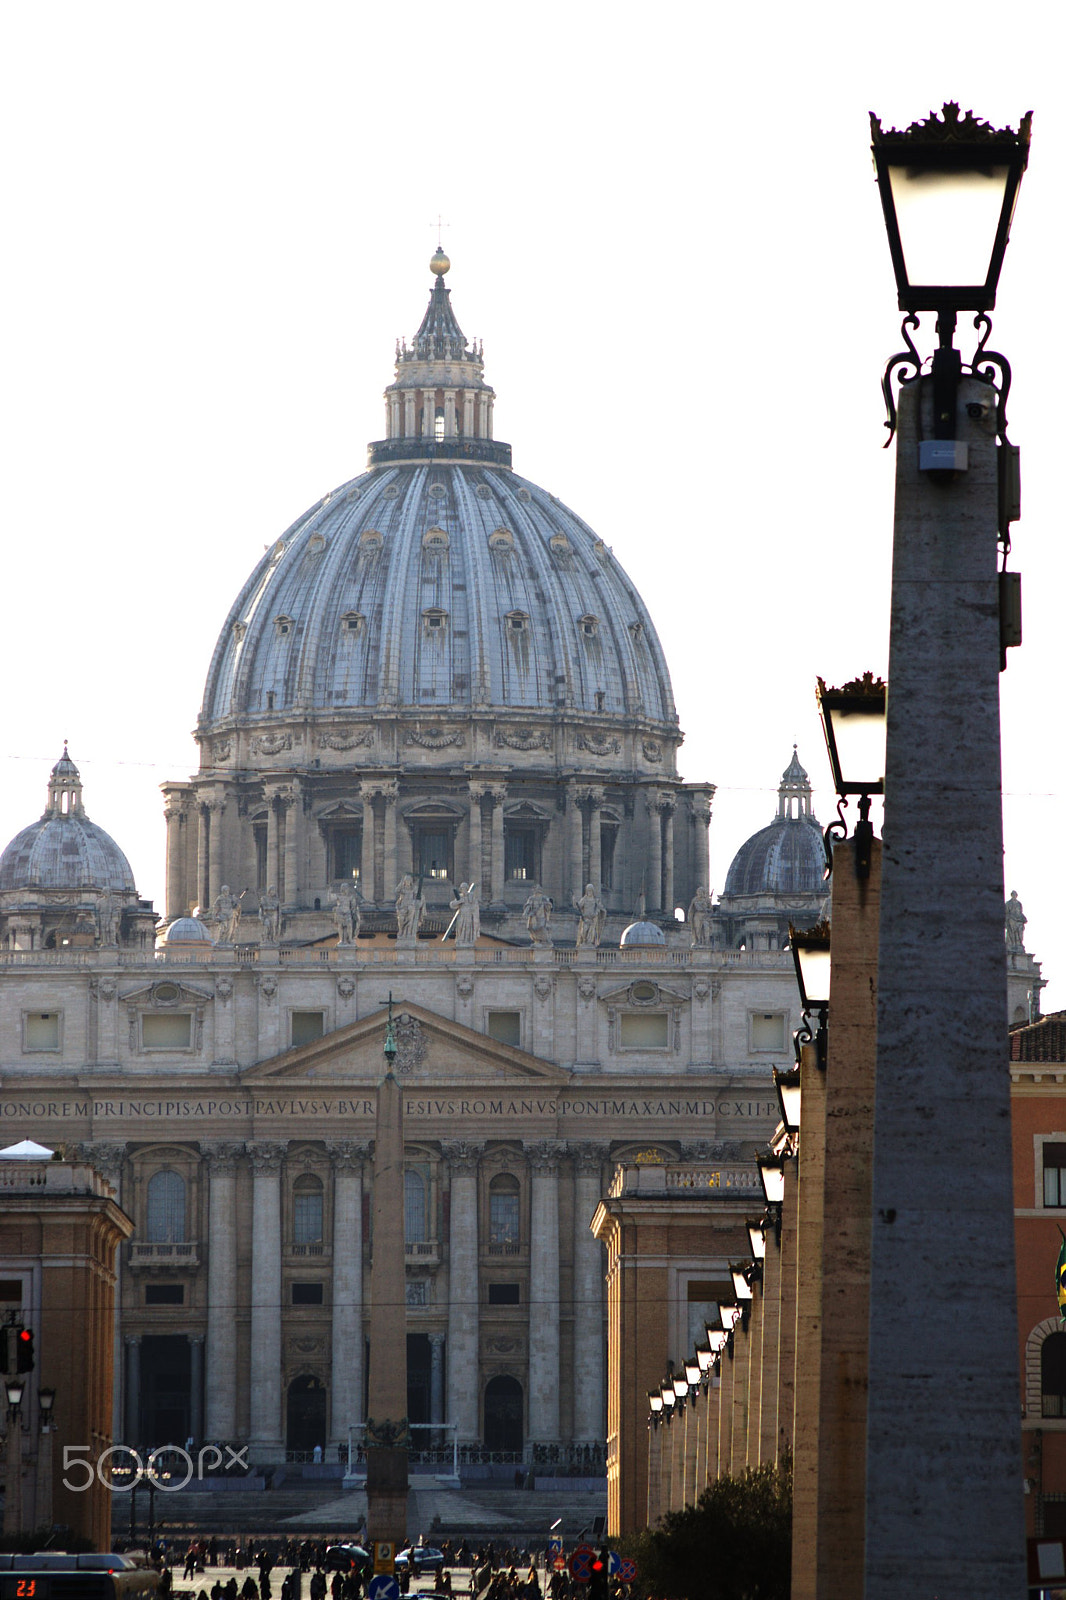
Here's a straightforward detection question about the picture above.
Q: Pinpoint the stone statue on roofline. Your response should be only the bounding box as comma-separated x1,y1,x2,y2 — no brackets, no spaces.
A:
1005,889,1027,953
573,883,606,948
523,885,553,946
395,874,426,942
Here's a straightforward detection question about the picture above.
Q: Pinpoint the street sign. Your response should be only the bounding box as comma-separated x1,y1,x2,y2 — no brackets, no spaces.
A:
552,1557,566,1573
617,1558,637,1585
368,1578,399,1600
372,1544,395,1575
606,1552,621,1576
547,1536,563,1560
569,1544,596,1584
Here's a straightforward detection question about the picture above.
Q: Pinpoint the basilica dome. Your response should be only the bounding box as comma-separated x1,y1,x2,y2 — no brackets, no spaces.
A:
723,748,825,899
0,746,136,895
198,261,676,738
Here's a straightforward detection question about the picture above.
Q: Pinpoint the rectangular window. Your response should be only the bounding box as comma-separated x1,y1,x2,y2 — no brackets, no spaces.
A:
0,1282,23,1305
145,1284,185,1306
487,1011,522,1047
505,827,536,881
333,829,362,883
750,1012,787,1052
1044,1144,1066,1207
293,1191,324,1244
291,1282,324,1306
142,1013,192,1049
619,1012,669,1048
600,826,617,890
417,828,451,880
291,1011,325,1047
23,1012,60,1052
488,1283,520,1305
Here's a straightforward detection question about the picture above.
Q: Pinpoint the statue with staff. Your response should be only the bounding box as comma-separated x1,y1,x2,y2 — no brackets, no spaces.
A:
443,882,480,945
212,885,245,944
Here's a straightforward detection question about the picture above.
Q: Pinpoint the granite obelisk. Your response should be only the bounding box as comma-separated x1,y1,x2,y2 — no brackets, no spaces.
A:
365,1000,409,1546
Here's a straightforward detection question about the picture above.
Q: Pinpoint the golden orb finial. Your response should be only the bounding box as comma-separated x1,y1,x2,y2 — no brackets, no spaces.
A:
430,246,451,277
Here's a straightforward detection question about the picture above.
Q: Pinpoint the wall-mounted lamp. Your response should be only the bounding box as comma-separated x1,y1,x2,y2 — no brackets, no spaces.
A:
817,674,887,879
790,920,831,1068
773,1065,802,1134
758,1153,786,1206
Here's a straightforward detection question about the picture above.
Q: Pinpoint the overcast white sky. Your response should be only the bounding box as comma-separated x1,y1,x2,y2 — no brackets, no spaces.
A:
2,3,1063,1001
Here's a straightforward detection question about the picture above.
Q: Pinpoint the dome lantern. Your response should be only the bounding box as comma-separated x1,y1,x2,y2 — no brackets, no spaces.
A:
46,742,84,819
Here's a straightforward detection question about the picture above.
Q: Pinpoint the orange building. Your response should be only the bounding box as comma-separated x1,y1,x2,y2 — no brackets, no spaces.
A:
0,1142,133,1547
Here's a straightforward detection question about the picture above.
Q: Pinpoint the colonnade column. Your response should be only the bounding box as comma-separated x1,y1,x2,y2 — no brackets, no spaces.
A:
328,1140,368,1448
467,785,485,889
645,793,663,913
587,788,604,893
527,1141,564,1446
444,1142,482,1443
572,1144,607,1444
248,1141,286,1461
488,785,506,902
569,784,585,897
204,1141,242,1440
661,794,676,916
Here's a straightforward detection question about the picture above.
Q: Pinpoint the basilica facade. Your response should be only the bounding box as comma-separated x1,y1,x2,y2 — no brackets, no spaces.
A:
0,255,1042,1468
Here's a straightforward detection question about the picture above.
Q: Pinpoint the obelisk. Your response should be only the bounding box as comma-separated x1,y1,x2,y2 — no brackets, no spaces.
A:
365,1000,409,1547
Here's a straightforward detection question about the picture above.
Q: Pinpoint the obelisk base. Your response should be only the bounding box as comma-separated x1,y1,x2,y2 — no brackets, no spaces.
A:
366,1446,408,1547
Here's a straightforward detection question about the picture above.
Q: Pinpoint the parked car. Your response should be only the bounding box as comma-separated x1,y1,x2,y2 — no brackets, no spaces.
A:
395,1548,445,1575
325,1546,372,1574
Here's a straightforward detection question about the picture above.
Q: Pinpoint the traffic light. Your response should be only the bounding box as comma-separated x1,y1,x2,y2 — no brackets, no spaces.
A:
15,1328,33,1373
589,1550,609,1600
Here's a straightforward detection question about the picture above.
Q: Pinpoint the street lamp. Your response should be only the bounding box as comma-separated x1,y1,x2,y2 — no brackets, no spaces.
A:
789,920,831,1068
5,1378,24,1410
757,1152,786,1206
872,102,1031,464
817,674,888,879
648,1390,663,1417
747,1218,768,1260
773,1065,802,1133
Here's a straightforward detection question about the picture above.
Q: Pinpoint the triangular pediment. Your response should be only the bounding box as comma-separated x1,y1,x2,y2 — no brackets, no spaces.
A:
241,1001,569,1086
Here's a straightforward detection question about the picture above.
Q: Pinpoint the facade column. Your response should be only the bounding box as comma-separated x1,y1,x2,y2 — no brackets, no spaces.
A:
572,1144,607,1444
645,793,663,913
429,1333,445,1429
328,1140,369,1448
443,389,457,437
125,1336,141,1445
382,783,399,900
248,1141,287,1461
661,795,676,916
189,1335,204,1443
476,392,488,438
587,788,604,893
692,793,713,892
488,785,507,902
265,789,282,901
569,784,585,897
164,798,186,919
462,391,474,436
444,1142,482,1443
85,1143,127,1439
527,1141,564,1446
467,785,485,890
423,389,435,437
204,1141,242,1440
207,799,226,910
388,394,400,437
404,391,416,437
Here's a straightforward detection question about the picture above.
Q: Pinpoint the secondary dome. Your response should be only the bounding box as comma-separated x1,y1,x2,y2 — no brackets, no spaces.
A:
723,748,826,898
165,915,213,945
0,746,136,894
198,263,676,734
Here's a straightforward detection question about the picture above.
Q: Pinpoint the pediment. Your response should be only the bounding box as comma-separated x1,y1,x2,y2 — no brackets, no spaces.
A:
599,979,690,1005
120,980,213,1008
241,1001,569,1086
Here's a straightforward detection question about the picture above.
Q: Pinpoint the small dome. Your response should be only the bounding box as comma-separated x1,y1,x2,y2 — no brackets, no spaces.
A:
165,915,213,944
0,747,136,894
723,748,825,898
620,919,667,948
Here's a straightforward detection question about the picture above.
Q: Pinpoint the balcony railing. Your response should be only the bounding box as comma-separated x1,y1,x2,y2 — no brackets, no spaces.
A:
405,1239,440,1265
289,1242,326,1257
128,1241,200,1269
487,1241,522,1257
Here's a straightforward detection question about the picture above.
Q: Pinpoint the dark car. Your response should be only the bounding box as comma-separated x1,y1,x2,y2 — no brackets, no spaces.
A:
325,1546,371,1575
395,1549,445,1576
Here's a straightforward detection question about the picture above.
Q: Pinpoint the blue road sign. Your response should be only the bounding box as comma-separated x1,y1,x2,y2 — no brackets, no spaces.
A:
607,1551,621,1576
548,1537,563,1558
368,1578,399,1600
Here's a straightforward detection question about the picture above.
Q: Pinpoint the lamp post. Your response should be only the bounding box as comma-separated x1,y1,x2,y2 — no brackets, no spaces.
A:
36,1388,56,1533
3,1376,24,1537
865,103,1030,1600
816,674,887,879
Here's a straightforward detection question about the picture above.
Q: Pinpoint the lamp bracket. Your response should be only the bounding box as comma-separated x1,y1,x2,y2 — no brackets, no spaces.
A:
823,798,849,878
882,313,1009,447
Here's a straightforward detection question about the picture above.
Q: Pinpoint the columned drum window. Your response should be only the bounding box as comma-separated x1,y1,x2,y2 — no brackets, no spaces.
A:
146,1171,186,1243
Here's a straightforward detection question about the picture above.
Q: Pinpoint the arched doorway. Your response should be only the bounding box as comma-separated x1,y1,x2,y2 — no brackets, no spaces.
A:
286,1374,327,1457
484,1374,523,1453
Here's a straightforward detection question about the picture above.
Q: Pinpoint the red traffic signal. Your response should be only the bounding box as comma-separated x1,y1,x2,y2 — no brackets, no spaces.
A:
591,1562,604,1573
15,1328,34,1373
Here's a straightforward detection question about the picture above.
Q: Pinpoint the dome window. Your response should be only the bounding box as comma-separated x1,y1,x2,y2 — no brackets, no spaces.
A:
427,482,447,499
550,533,571,554
422,608,448,632
629,620,645,641
232,621,247,643
341,612,365,636
516,487,532,503
308,531,327,553
275,615,295,638
506,611,529,634
423,528,449,549
360,528,384,548
489,527,513,550
579,614,599,639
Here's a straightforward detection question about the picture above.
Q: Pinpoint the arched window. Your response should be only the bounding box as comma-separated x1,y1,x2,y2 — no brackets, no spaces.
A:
146,1170,186,1243
405,1169,427,1244
489,1174,520,1249
1043,1331,1066,1416
293,1175,324,1246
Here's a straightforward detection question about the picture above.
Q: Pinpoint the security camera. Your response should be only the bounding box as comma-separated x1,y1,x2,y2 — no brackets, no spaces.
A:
966,400,991,420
